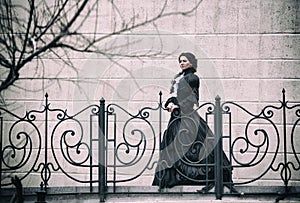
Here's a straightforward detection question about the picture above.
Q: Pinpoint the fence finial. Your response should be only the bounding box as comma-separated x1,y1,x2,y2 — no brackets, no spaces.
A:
159,91,162,104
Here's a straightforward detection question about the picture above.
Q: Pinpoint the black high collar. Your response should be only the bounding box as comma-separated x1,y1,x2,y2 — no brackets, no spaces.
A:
181,67,196,75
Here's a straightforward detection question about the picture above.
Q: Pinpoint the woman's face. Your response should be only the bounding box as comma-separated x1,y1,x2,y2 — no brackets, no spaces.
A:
179,56,192,70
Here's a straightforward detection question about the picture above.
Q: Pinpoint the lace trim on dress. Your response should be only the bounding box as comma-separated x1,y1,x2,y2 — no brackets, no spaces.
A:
170,73,184,97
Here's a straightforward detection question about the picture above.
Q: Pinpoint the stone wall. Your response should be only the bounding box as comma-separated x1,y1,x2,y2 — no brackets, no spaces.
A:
1,0,299,188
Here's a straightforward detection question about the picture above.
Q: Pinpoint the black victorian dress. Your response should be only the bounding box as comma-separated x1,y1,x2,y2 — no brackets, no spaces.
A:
152,68,232,189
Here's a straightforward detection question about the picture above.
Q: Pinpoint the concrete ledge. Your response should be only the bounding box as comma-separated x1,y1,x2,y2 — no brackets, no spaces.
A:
1,185,300,195
1,185,300,202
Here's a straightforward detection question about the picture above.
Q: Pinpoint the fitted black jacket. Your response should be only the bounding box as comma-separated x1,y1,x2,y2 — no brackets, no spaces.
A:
165,68,199,114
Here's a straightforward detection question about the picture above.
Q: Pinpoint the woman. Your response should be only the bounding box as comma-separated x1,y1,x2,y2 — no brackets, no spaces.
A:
152,52,233,191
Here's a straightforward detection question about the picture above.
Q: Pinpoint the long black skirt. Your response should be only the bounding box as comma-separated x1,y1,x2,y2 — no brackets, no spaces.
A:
152,110,232,188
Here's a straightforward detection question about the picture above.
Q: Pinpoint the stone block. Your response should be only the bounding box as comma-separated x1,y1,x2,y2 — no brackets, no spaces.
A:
237,36,260,59
260,0,300,33
194,35,237,59
237,0,261,33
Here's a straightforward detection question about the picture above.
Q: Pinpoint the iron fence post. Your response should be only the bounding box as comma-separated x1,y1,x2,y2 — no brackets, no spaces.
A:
281,89,288,193
99,98,106,202
44,93,49,190
159,91,162,150
158,91,162,191
0,115,2,192
214,95,223,200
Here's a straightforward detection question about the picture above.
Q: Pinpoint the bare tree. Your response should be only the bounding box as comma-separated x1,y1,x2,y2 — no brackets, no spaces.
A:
0,0,203,99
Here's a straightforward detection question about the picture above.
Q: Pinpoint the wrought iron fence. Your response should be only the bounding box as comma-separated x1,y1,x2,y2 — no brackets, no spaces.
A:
0,93,105,200
221,89,300,201
0,89,299,202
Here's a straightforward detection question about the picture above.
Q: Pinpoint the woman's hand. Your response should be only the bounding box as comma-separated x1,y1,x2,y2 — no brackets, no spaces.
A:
167,102,179,112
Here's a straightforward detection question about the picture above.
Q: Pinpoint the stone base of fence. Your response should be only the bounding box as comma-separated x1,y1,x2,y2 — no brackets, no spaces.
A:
1,186,300,203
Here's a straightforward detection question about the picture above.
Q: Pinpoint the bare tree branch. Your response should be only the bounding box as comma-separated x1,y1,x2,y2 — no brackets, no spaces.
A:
0,0,204,99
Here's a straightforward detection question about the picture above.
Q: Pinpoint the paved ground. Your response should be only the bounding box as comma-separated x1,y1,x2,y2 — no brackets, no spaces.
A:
27,197,300,203
2,186,299,203
2,194,299,203
19,193,300,203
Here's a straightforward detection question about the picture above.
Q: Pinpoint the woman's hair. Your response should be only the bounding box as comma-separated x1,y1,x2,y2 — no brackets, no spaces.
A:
178,52,198,70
